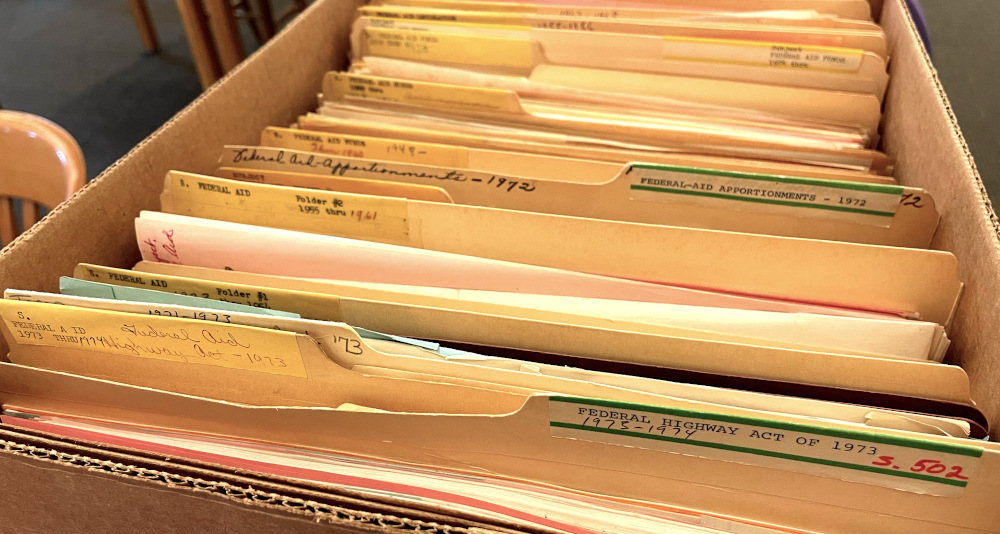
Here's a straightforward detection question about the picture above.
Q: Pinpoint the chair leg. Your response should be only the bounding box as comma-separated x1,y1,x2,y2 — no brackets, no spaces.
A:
174,0,223,90
205,0,246,72
128,0,160,53
0,198,17,247
251,0,276,44
274,0,306,28
20,200,38,235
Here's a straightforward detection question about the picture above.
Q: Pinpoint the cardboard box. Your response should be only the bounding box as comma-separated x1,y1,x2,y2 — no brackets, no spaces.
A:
1,0,997,531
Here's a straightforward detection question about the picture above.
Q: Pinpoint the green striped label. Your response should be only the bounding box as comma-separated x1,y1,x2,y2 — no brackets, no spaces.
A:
549,396,980,496
627,164,903,226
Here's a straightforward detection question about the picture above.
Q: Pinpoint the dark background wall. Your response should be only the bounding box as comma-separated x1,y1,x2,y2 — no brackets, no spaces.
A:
920,1,999,207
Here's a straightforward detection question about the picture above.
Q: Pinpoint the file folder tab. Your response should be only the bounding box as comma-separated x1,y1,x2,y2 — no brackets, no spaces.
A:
166,172,413,243
661,36,864,73
0,299,308,378
549,396,983,497
627,163,905,226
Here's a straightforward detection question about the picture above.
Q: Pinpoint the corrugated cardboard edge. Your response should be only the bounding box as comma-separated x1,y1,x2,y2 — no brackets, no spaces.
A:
879,0,1000,436
1,423,559,534
0,426,522,534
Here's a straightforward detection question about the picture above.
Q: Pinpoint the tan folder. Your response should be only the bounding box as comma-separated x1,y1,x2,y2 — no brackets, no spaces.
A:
355,7,889,59
134,205,964,328
366,0,876,21
260,126,895,185
320,73,883,168
76,261,973,405
0,293,995,534
209,147,937,247
295,112,894,175
4,289,966,436
350,18,888,96
356,57,884,132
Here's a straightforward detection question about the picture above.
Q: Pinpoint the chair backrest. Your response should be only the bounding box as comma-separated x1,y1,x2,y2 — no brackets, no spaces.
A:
0,110,86,246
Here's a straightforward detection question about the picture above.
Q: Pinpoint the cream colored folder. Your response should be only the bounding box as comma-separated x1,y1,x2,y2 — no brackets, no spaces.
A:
314,100,891,173
133,208,963,327
79,261,973,405
357,57,884,133
296,113,894,176
3,289,965,437
295,280,950,362
350,18,888,96
368,0,876,21
5,362,996,534
355,7,888,59
208,148,937,247
321,73,883,169
259,125,895,185
358,10,888,60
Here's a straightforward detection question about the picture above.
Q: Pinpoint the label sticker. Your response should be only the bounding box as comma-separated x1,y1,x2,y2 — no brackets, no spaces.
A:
73,264,345,325
367,17,531,34
166,173,412,244
663,36,863,72
363,28,534,71
325,73,519,113
262,128,471,169
0,299,308,378
219,146,538,196
628,164,904,227
549,397,981,496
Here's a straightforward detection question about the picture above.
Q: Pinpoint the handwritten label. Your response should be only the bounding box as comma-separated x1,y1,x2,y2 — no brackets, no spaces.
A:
5,290,239,326
531,19,596,31
0,300,307,378
4,289,369,362
74,264,344,324
627,164,903,227
549,397,981,496
221,146,537,194
261,127,470,169
166,173,412,243
324,73,519,113
662,36,863,72
363,27,533,71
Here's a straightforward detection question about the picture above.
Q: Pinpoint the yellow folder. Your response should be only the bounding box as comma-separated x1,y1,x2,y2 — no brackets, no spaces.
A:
350,18,888,96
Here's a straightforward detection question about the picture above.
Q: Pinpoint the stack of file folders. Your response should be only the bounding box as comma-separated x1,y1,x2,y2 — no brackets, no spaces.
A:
2,1,998,532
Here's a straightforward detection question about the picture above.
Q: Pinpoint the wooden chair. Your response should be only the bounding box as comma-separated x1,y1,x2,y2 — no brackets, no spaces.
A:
0,111,86,247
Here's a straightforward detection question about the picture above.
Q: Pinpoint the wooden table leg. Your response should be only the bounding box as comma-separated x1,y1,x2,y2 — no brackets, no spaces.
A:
127,0,159,52
174,0,223,90
204,0,246,73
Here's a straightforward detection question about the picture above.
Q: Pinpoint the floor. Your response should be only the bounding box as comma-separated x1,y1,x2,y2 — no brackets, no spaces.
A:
1,0,202,178
0,0,997,203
